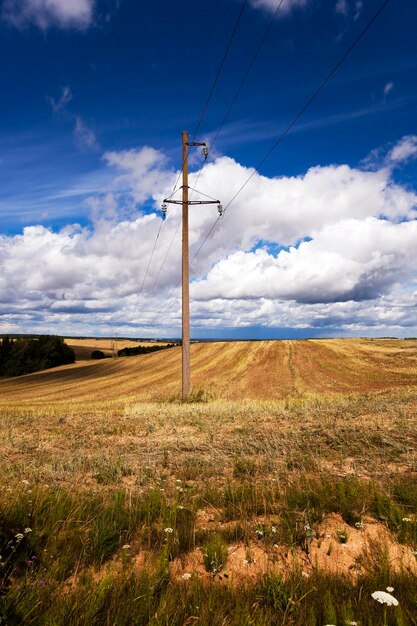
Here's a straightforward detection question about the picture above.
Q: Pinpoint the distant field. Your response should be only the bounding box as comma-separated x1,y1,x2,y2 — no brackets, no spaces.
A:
65,337,171,360
0,338,416,411
1,339,417,625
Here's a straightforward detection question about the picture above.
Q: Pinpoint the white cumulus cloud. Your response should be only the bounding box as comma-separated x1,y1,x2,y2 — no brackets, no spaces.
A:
191,218,417,303
2,0,95,29
387,135,417,165
1,135,417,336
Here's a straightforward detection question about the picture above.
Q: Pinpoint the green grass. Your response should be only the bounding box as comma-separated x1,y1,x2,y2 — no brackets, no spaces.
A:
1,376,417,623
2,560,417,625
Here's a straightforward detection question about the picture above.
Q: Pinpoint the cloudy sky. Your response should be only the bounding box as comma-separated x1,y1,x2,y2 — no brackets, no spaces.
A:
1,0,416,339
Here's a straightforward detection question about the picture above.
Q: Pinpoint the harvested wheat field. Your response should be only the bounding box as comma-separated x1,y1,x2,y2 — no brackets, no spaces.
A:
1,338,416,411
1,338,417,625
65,337,171,360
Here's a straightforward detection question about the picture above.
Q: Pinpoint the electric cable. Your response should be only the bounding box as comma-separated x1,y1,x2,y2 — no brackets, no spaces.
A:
137,218,163,298
152,0,286,295
191,0,286,196
190,0,393,269
170,0,248,195
148,0,248,295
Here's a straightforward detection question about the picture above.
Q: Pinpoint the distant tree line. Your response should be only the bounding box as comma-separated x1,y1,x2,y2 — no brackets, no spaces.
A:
117,343,178,357
0,336,75,377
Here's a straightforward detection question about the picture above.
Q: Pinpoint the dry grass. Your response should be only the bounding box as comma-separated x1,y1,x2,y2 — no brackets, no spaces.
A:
0,339,416,488
1,339,417,624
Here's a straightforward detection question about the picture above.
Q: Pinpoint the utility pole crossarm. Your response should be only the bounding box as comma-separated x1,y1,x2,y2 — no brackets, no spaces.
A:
164,199,220,206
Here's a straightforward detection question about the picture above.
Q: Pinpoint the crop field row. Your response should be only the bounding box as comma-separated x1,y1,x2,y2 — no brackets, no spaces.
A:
1,339,416,411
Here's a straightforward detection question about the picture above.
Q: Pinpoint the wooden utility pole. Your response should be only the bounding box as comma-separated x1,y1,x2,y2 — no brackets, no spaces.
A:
162,132,222,401
181,131,191,399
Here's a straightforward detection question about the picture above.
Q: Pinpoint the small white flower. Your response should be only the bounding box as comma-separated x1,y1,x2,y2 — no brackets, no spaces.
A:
164,527,174,534
301,571,309,578
182,572,191,580
371,591,399,606
271,526,277,534
402,517,411,522
15,533,24,541
386,586,394,593
24,528,32,534
255,530,263,538
348,622,358,625
122,544,130,549
355,521,364,529
21,480,29,485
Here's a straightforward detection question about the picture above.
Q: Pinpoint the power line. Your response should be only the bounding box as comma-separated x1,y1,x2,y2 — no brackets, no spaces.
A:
138,218,163,298
190,0,393,269
138,1,247,301
148,0,248,295
170,0,248,195
153,0,285,294
191,0,286,196
151,0,393,323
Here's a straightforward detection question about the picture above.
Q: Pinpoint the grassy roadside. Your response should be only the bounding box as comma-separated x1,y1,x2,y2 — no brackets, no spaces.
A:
1,388,417,624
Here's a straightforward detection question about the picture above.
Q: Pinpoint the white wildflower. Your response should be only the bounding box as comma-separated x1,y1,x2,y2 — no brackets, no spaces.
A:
386,586,394,593
164,527,174,534
301,571,309,578
15,533,24,541
22,480,29,485
182,572,191,580
24,528,32,534
402,517,411,522
371,590,399,606
255,530,263,538
355,521,364,529
122,544,130,549
271,526,277,534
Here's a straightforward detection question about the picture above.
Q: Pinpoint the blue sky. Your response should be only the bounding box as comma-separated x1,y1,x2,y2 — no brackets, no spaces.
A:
0,0,417,338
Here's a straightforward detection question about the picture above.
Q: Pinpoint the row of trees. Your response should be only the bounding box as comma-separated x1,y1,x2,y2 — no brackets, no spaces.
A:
117,343,178,357
0,336,75,377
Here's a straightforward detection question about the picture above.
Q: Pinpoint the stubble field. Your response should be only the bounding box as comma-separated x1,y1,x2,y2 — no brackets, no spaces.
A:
1,339,416,625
